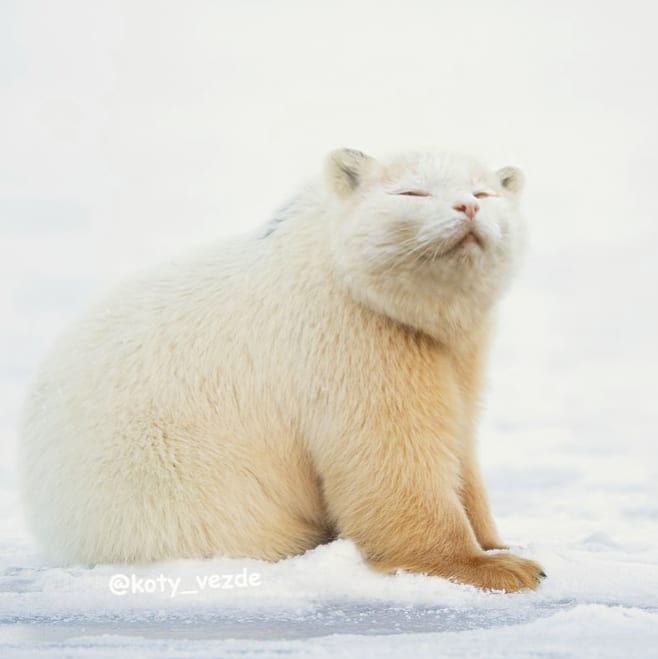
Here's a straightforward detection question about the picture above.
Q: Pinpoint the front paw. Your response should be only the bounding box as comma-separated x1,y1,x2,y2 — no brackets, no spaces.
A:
451,553,546,593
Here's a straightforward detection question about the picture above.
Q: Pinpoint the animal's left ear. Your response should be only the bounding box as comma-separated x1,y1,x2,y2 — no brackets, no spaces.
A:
325,148,375,199
496,166,525,197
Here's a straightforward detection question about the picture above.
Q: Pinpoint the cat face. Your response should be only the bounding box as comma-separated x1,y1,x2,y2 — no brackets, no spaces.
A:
326,148,526,334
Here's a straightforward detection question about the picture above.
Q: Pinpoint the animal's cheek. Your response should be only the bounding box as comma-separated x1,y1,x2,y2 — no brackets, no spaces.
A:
479,213,500,228
415,223,448,244
423,211,455,231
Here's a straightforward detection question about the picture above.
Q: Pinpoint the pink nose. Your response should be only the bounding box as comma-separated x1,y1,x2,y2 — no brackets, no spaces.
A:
453,201,480,221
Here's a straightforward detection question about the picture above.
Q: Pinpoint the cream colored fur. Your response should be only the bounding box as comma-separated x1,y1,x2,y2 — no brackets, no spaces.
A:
20,148,544,592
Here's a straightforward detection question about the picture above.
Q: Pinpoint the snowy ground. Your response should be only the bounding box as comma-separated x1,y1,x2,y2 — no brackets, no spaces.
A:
1,1,657,657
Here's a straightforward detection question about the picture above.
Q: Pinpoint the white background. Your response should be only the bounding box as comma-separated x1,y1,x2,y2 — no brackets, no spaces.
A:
1,1,657,657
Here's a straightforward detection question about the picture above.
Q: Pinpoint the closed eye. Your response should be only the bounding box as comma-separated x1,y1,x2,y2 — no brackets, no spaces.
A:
390,190,431,197
473,191,496,199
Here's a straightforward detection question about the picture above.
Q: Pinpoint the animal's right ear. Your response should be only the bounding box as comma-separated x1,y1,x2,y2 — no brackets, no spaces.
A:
325,148,375,199
496,166,525,197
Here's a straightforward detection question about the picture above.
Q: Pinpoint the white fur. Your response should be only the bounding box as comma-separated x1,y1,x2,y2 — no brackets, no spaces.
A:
19,149,525,565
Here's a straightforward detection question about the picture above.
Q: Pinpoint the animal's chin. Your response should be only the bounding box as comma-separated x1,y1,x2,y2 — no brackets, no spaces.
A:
445,230,484,254
426,230,485,262
382,229,487,271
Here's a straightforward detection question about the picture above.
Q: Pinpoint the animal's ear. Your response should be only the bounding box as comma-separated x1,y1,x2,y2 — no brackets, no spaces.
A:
496,166,525,197
325,148,375,198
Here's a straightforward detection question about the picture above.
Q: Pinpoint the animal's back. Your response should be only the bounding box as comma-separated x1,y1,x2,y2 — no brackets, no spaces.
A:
20,223,336,564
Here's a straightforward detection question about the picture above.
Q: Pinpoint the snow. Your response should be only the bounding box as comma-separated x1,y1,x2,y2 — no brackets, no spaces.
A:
1,0,657,657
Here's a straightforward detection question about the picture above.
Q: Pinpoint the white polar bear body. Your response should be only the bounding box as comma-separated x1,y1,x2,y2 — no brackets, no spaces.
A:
20,149,542,592
20,218,341,563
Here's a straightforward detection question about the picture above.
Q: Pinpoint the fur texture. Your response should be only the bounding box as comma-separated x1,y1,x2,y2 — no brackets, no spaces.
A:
20,148,544,592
